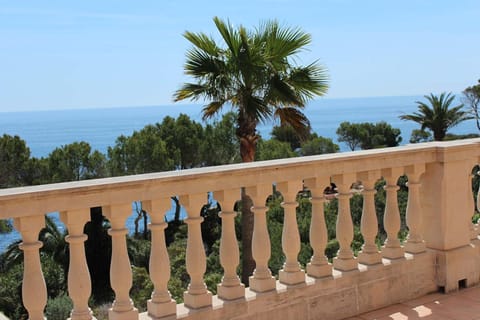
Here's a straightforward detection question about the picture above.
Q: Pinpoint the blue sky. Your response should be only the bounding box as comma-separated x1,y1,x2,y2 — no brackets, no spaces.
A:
1,0,479,112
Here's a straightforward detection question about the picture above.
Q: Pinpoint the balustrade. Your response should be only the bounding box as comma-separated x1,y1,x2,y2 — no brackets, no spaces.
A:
60,209,94,320
381,167,405,259
357,170,382,265
215,189,245,300
277,180,305,285
331,173,358,271
180,193,212,308
304,177,332,278
14,215,47,320
104,204,139,319
404,164,426,254
246,183,276,292
143,198,177,318
2,140,480,319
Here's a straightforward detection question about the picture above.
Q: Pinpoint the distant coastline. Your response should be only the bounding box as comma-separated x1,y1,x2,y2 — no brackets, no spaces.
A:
0,94,474,157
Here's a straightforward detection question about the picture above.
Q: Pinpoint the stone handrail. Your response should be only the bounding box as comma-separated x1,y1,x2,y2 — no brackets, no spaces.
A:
1,139,480,320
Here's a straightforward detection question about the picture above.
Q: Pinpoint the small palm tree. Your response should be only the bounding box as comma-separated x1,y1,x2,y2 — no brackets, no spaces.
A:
174,17,329,284
400,92,472,141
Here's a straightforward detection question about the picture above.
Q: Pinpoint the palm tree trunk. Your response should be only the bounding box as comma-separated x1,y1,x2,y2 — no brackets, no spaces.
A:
239,134,257,286
241,188,255,285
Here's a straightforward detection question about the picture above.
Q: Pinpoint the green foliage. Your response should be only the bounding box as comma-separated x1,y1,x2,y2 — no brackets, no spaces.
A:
300,135,339,155
336,122,364,151
0,263,26,319
0,134,31,188
271,125,308,150
201,112,240,166
168,237,188,302
444,133,480,141
45,294,73,320
409,129,433,143
255,139,297,161
0,219,12,233
127,237,151,271
130,266,153,312
399,92,472,141
157,114,204,169
361,121,402,149
107,126,173,176
463,79,480,131
336,121,402,151
48,141,107,182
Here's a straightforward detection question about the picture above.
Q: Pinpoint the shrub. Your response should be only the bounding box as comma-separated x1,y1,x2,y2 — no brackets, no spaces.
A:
45,294,73,320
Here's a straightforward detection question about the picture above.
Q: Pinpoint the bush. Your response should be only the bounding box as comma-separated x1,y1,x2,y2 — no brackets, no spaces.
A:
45,294,73,320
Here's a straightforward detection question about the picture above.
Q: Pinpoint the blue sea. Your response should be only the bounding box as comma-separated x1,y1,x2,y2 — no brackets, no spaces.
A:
0,95,477,252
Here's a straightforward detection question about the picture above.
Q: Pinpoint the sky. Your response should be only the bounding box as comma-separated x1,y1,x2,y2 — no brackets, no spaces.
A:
0,0,479,112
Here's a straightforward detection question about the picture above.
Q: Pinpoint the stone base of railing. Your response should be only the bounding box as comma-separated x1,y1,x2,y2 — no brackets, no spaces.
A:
183,291,212,309
109,308,138,320
279,269,306,285
217,283,245,300
431,244,480,293
147,299,176,319
249,276,276,293
306,262,332,278
140,252,437,320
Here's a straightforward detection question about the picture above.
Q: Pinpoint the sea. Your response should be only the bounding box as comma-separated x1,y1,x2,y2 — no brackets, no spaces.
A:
0,95,477,252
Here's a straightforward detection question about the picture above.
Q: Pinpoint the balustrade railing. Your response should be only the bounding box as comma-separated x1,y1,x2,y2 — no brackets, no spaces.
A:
1,139,480,320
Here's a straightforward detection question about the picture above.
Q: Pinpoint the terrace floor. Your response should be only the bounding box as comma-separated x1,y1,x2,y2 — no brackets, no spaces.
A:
344,285,480,320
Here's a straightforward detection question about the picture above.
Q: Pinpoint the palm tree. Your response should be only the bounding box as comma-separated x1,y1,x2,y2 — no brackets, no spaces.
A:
174,17,329,284
399,92,472,141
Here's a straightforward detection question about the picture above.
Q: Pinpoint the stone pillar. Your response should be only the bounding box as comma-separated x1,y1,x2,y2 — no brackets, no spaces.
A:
404,164,427,254
381,167,405,259
180,193,212,308
246,184,276,292
103,204,139,320
422,144,480,292
14,215,47,320
332,174,358,272
357,170,382,265
277,180,305,285
143,199,176,318
215,189,245,300
60,209,95,320
304,177,332,278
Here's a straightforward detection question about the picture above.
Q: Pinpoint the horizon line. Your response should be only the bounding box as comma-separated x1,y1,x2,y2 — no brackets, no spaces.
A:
0,92,463,114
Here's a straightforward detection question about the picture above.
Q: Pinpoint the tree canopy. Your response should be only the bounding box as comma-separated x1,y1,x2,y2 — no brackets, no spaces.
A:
336,121,402,151
463,79,480,131
173,17,329,162
399,92,472,141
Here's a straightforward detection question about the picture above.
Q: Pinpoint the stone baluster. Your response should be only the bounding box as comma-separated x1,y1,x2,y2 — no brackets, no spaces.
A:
357,170,382,265
277,180,305,285
381,168,405,259
246,184,276,292
304,177,332,278
143,199,176,318
404,164,427,254
180,193,212,308
14,215,47,320
103,204,139,319
215,189,245,300
60,209,94,320
332,174,358,271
